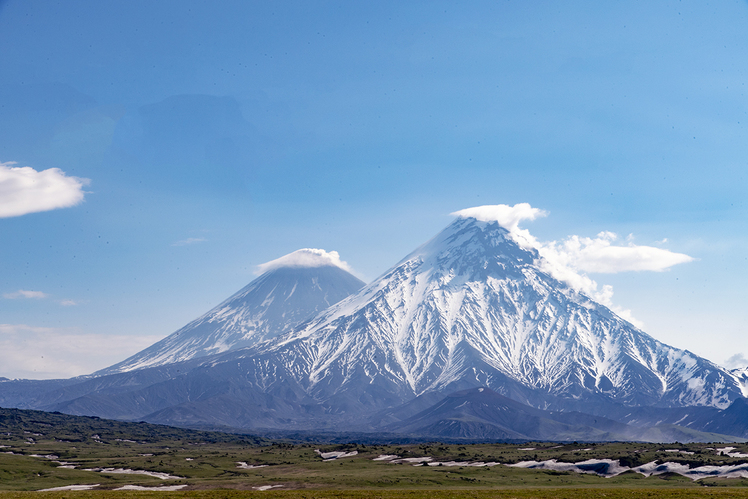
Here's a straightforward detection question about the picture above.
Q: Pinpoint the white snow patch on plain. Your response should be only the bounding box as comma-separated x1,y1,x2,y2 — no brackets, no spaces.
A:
254,485,284,491
115,485,188,491
508,459,628,478
84,468,183,480
716,447,748,458
30,453,76,468
635,461,748,480
315,449,358,460
236,462,268,469
375,456,532,468
381,453,748,481
426,461,501,467
387,457,433,464
38,484,100,491
509,459,748,481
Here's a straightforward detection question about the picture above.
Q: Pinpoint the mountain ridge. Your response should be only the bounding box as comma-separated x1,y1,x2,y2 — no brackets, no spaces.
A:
98,262,364,375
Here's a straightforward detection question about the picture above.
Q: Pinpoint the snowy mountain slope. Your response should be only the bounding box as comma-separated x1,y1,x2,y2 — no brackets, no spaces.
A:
732,367,748,397
246,216,742,411
98,253,364,375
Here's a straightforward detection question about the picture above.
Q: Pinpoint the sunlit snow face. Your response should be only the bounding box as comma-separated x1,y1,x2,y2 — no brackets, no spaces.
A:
450,203,693,327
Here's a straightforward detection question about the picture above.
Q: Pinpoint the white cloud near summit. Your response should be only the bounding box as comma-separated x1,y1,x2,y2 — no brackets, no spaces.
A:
256,248,354,275
542,232,694,274
452,203,548,231
0,161,90,218
453,203,695,327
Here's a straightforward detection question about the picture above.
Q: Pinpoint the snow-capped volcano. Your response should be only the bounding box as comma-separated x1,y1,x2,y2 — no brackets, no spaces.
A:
249,215,742,411
98,249,364,375
1,214,744,438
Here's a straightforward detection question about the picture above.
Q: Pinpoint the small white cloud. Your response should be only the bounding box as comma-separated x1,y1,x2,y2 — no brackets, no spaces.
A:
725,353,748,370
256,248,354,275
59,299,77,306
172,237,207,246
3,289,48,299
452,203,548,231
0,324,160,379
540,232,694,274
0,161,90,218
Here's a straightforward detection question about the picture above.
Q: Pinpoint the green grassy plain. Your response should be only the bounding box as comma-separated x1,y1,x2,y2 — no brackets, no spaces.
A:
3,490,748,499
2,407,748,495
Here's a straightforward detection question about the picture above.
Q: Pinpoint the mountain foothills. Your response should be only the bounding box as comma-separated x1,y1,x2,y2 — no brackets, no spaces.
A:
1,212,747,442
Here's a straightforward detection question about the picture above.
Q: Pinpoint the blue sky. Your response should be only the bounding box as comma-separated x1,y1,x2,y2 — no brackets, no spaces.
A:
1,0,747,378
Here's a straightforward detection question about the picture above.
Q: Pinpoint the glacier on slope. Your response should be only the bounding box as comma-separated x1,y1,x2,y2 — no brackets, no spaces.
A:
733,367,748,398
98,255,365,375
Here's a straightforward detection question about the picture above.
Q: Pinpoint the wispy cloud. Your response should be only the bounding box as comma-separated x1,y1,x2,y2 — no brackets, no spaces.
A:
540,232,693,274
725,353,748,370
172,237,207,246
0,161,90,218
453,203,695,328
0,324,160,380
4,289,79,307
3,289,48,299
